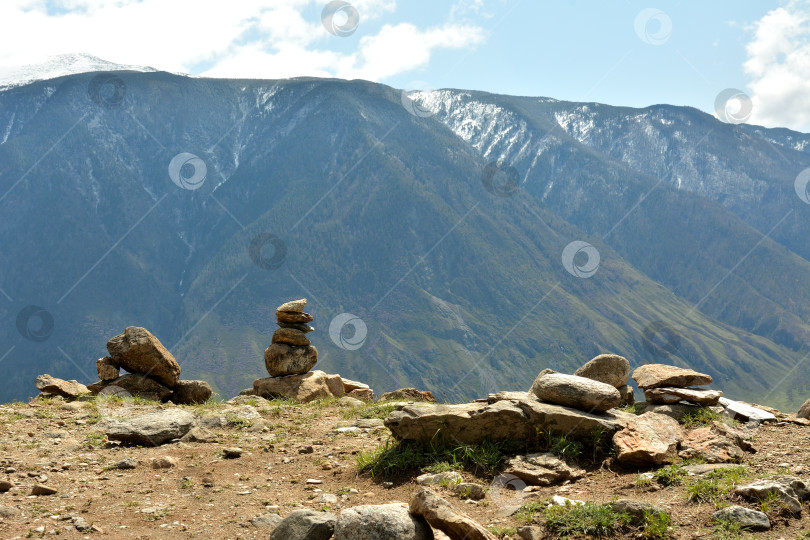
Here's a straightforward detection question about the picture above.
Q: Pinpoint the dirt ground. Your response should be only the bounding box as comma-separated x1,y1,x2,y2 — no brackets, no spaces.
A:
1,395,810,539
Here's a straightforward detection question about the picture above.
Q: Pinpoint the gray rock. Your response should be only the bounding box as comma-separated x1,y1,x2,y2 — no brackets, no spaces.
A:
269,509,336,540
719,398,777,423
223,447,243,459
180,427,217,443
632,364,712,389
634,402,712,421
617,385,634,406
252,512,284,529
574,354,630,388
379,388,437,402
0,506,19,518
530,373,621,412
264,343,318,376
613,412,683,466
333,502,433,540
106,326,181,388
410,487,496,540
712,505,770,530
644,387,723,406
34,374,89,399
516,526,544,540
607,500,665,525
416,471,462,486
105,409,195,446
385,393,631,444
89,374,172,401
168,380,212,405
503,452,584,486
277,298,307,312
115,458,138,469
454,483,486,500
734,477,808,515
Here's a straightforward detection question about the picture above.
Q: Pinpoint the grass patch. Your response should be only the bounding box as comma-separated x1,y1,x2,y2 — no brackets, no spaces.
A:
514,501,545,524
343,402,399,420
710,517,744,540
641,509,672,539
487,526,517,537
543,502,630,537
653,464,688,486
356,437,511,478
685,466,749,506
679,408,722,429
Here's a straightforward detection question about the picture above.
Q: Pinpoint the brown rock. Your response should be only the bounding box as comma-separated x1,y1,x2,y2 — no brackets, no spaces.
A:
530,373,621,413
264,343,318,376
278,322,314,333
613,412,683,466
89,374,172,401
277,298,307,312
379,388,436,402
574,354,630,388
347,388,374,402
272,327,311,347
34,374,89,399
528,369,556,396
150,456,177,469
341,378,370,392
503,452,584,486
617,385,634,406
253,370,345,402
0,480,12,492
168,380,212,405
96,357,120,381
632,363,712,389
276,311,314,324
644,387,723,406
180,427,217,443
678,421,754,463
31,484,57,496
410,487,497,540
797,398,810,419
106,327,181,388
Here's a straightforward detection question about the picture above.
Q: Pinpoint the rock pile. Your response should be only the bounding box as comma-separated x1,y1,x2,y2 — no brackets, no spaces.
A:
88,326,212,405
632,363,721,406
249,298,375,403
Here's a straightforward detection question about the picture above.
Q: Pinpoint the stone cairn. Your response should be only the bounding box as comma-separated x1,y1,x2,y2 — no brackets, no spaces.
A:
632,363,721,407
264,298,318,376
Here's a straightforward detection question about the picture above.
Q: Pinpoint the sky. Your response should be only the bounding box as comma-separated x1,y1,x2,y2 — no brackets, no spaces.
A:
1,0,809,131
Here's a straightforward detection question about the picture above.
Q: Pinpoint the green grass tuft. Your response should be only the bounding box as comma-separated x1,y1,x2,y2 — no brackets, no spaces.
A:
543,502,630,537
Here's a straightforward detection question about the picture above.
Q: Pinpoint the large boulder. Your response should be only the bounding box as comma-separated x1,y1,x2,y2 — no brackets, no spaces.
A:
410,488,496,540
168,380,212,405
503,452,584,486
379,388,436,402
385,393,631,444
88,374,172,401
574,354,630,388
333,503,432,540
631,364,712,389
264,343,318,376
269,509,336,540
106,327,181,388
678,421,753,463
254,370,344,402
530,373,621,413
104,409,195,446
613,412,683,466
35,374,89,399
644,387,723,406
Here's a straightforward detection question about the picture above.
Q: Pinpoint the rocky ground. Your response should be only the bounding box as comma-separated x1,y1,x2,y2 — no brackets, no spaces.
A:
1,393,810,539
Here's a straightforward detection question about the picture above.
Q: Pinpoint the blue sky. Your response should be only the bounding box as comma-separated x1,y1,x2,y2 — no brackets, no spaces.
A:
1,0,808,130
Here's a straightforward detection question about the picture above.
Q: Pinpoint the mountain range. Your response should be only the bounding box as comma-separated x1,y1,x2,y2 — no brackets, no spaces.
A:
2,56,810,409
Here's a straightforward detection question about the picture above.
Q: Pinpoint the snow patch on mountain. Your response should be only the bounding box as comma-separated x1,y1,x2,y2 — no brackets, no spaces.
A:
0,53,159,90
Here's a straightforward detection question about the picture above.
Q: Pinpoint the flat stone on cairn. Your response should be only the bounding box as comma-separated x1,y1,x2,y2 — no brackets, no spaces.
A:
264,298,319,377
632,363,721,407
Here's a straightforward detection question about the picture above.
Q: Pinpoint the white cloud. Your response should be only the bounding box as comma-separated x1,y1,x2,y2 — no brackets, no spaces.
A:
744,0,810,132
0,0,484,84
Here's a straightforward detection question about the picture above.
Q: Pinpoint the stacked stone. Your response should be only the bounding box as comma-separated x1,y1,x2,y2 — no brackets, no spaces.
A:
87,326,212,405
574,353,634,406
264,298,318,376
632,363,721,406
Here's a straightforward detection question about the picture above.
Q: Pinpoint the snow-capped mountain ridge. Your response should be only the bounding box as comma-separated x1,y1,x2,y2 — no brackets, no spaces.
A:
0,53,159,90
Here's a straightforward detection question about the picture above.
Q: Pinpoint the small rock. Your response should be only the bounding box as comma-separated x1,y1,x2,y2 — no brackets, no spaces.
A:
454,483,486,500
277,298,307,312
35,374,89,399
96,357,120,380
299,446,315,454
252,512,284,528
338,396,365,407
417,471,462,486
306,478,323,484
530,373,621,412
516,526,544,540
106,326,181,388
0,481,12,492
348,388,375,401
378,388,437,402
334,502,432,540
315,493,338,505
613,412,683,466
712,505,770,531
574,353,630,388
503,452,584,486
116,458,138,470
632,363,712,389
105,409,195,446
223,447,243,459
150,456,177,469
168,380,213,405
180,426,217,443
31,484,57,496
73,517,92,532
0,506,19,518
269,509,335,540
734,477,807,515
272,327,311,347
410,487,497,540
644,387,723,406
